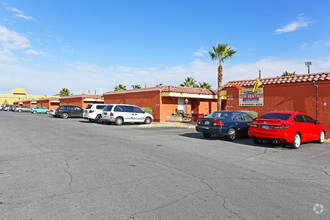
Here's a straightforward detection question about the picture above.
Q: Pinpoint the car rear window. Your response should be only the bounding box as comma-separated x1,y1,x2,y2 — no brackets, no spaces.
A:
207,112,230,118
260,113,291,120
96,105,106,110
85,104,92,109
104,105,113,111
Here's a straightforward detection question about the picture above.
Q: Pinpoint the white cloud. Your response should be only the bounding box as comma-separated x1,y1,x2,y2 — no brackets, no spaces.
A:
0,57,329,95
0,49,18,62
0,25,31,50
275,15,310,34
193,48,208,57
7,7,33,20
25,49,45,56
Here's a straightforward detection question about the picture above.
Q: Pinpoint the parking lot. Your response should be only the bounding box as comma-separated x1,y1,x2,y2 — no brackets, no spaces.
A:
1,111,329,220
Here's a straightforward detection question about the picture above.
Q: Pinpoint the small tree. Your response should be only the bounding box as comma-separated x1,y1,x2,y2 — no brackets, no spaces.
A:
2,99,9,105
180,77,198,88
60,88,70,97
281,71,296,76
198,82,212,89
114,84,127,91
155,83,164,87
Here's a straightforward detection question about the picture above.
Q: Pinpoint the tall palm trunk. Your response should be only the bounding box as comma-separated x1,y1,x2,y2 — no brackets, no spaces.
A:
217,63,223,111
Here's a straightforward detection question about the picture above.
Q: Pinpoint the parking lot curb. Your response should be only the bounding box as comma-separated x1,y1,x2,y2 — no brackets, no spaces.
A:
172,125,196,129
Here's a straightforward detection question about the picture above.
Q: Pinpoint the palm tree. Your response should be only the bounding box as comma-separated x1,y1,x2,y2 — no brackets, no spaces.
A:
59,88,70,97
114,84,127,91
209,43,236,110
180,77,198,88
198,82,212,89
131,85,141,89
281,71,296,77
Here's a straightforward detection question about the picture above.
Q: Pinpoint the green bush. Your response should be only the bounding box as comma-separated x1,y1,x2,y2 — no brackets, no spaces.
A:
141,107,153,115
242,110,258,119
172,113,183,117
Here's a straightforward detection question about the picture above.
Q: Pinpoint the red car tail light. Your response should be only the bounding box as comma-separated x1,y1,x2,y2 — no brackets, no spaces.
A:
213,120,224,126
110,112,114,117
59,109,62,112
197,119,201,124
89,110,94,113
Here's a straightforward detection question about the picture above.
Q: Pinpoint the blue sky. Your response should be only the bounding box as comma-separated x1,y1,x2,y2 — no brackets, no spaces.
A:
1,0,330,95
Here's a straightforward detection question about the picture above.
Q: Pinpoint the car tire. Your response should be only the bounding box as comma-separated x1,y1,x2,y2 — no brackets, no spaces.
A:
226,128,237,141
291,133,301,149
62,113,69,119
144,117,152,124
95,115,101,123
203,133,211,138
33,111,36,114
318,130,325,144
18,109,22,112
115,117,123,126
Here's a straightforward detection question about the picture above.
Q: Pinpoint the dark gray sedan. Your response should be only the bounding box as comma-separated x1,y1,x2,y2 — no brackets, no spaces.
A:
196,111,253,141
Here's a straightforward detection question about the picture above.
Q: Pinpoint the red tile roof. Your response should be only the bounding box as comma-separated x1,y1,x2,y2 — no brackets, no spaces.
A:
59,94,102,99
224,72,330,88
104,85,219,96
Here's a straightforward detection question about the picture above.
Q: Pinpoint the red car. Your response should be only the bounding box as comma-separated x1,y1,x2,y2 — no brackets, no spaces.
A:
248,112,326,149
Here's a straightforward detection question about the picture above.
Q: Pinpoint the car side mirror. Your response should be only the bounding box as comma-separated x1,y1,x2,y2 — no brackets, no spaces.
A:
315,120,319,125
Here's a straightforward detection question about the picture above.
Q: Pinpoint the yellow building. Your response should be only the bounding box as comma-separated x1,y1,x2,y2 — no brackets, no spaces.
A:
0,88,52,105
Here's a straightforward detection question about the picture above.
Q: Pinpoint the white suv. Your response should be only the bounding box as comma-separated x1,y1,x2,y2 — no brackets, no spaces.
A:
83,104,106,123
101,104,153,125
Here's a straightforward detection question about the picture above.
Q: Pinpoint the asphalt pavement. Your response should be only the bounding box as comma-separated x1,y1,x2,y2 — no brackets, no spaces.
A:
0,111,329,220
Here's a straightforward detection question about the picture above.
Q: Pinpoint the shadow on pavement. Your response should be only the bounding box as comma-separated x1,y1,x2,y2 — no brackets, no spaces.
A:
180,132,286,149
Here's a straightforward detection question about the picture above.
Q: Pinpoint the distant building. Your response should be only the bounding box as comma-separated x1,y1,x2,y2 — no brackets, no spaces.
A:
0,88,53,105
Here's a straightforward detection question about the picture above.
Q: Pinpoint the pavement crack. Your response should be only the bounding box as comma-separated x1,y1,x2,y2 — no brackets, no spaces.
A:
235,147,269,163
63,159,73,193
321,167,329,176
142,159,247,219
126,190,207,220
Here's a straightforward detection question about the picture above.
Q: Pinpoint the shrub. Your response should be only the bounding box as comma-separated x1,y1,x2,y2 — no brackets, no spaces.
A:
242,110,258,119
141,107,153,115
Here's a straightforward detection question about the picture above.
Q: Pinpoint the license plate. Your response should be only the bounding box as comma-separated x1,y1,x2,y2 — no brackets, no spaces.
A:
204,121,210,125
262,125,269,129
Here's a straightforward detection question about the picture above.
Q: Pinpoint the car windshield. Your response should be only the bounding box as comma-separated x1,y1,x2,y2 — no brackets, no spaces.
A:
260,113,291,120
206,112,231,118
85,105,92,109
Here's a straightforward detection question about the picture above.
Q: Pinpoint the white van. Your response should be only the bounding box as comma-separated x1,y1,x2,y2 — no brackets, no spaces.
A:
83,104,106,123
101,104,153,125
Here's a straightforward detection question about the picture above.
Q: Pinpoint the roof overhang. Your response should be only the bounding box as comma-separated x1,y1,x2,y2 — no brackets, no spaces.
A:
161,92,218,99
84,98,104,102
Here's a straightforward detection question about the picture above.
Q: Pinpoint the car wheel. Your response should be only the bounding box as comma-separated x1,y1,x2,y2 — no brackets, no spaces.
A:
62,113,69,119
226,128,237,141
144,117,152,124
115,117,123,125
33,111,36,114
291,133,301,149
318,130,325,143
18,109,22,112
203,133,211,138
95,115,101,123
